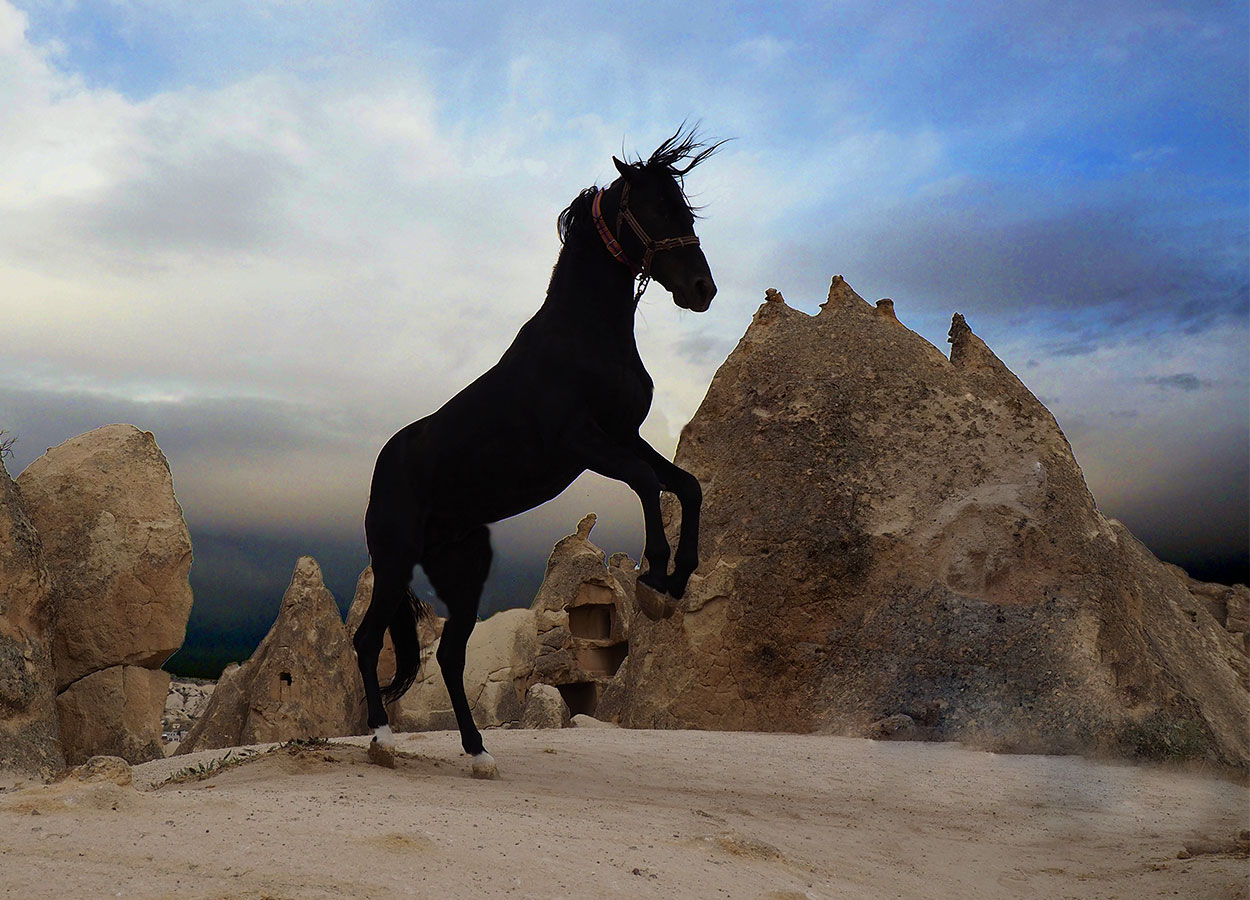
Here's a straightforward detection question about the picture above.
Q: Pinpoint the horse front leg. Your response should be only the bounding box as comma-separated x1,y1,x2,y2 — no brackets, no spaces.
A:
633,437,701,599
423,524,498,779
571,425,677,617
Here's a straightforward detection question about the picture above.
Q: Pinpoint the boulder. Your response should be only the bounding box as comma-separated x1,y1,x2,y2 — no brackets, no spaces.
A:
15,425,192,764
0,455,63,778
177,556,364,753
68,755,133,786
16,425,193,689
571,714,618,728
520,683,571,729
607,279,1250,769
397,607,536,731
55,666,168,764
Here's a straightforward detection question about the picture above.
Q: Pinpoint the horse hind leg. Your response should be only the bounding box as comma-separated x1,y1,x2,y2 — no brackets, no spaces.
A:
354,561,414,752
423,524,497,779
356,501,424,752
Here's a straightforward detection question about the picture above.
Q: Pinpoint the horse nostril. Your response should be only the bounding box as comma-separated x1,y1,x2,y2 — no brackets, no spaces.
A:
695,278,717,306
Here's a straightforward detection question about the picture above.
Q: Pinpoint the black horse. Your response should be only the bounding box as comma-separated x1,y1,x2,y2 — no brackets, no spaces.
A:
354,128,722,776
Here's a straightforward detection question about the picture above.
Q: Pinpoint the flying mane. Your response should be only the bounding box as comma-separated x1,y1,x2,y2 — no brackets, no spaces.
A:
557,126,726,246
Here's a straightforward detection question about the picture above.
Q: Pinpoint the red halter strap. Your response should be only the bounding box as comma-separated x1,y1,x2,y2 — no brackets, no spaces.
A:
591,188,642,275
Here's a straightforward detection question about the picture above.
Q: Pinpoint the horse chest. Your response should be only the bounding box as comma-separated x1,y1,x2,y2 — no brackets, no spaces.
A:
588,357,653,429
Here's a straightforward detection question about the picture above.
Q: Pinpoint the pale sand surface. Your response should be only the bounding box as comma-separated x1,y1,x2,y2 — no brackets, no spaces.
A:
2,728,1246,900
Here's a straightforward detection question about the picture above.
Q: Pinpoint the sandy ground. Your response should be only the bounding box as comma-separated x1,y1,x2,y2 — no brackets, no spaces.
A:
1,728,1246,900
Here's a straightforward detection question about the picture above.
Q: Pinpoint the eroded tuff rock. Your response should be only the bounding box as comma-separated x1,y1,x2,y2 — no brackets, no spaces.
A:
162,679,215,746
521,683,572,729
528,514,631,718
0,456,63,778
55,665,167,764
16,425,192,763
17,425,193,690
177,557,364,753
397,607,536,731
394,515,630,731
607,278,1250,769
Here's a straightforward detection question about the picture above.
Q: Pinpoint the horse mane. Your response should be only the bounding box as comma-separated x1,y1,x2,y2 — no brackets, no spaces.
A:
643,124,727,178
557,187,599,246
557,124,727,246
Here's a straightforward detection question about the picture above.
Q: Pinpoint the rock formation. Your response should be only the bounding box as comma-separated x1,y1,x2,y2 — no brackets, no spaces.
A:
521,683,572,729
55,666,168,763
0,456,63,778
394,515,631,730
162,679,215,747
529,514,632,718
15,425,192,765
177,556,364,753
605,278,1250,770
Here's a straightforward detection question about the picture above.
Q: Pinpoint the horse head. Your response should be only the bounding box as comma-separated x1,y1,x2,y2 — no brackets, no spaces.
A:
602,129,724,312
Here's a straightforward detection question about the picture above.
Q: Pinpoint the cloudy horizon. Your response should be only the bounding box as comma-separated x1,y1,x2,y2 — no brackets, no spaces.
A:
1,1,1246,672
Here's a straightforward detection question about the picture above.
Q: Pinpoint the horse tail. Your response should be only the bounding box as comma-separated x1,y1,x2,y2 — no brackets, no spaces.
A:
380,585,430,705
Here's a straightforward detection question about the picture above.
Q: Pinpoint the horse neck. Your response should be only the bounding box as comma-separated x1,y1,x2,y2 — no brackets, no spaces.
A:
542,236,640,337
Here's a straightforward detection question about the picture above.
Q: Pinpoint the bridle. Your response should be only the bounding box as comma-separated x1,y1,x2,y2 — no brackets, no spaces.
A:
591,181,701,303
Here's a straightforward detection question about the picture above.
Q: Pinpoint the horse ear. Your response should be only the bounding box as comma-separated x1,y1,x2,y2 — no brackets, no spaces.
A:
613,156,635,181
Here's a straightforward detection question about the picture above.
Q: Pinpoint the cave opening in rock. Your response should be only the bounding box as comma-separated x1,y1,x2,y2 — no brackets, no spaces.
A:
575,641,628,676
556,681,598,717
568,604,613,639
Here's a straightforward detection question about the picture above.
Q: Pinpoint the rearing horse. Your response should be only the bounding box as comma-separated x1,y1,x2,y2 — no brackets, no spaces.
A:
354,128,722,776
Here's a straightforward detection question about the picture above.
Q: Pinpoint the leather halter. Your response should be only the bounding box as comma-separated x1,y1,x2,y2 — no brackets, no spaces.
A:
591,182,700,301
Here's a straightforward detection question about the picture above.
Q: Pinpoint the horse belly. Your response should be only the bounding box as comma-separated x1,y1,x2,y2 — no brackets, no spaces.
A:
427,445,583,525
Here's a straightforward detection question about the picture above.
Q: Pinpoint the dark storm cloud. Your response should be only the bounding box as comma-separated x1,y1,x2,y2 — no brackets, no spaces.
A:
0,382,340,473
816,188,1248,340
1104,433,1249,582
1144,373,1210,392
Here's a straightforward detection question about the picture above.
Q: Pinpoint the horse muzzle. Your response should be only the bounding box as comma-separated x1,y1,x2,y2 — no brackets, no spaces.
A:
673,276,717,312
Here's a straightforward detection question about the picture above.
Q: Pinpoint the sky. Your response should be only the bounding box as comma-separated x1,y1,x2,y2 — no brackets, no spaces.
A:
0,1,1246,669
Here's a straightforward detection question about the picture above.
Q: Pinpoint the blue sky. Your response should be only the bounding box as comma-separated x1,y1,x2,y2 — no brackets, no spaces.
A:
2,0,1247,625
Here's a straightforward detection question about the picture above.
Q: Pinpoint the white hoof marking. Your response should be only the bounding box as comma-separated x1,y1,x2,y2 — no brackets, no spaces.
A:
470,751,498,780
372,724,397,749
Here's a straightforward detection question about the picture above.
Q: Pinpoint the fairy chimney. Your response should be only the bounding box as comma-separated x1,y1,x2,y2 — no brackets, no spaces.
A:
605,278,1250,770
177,556,364,753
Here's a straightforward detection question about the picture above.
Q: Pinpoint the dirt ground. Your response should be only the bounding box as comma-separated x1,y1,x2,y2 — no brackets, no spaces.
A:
1,728,1246,899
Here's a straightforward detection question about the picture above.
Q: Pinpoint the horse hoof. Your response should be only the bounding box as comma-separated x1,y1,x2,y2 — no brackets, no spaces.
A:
368,738,396,769
470,751,498,780
635,581,676,621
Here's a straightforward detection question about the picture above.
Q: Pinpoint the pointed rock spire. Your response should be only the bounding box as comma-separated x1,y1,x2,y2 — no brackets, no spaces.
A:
606,275,1249,770
177,556,364,753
